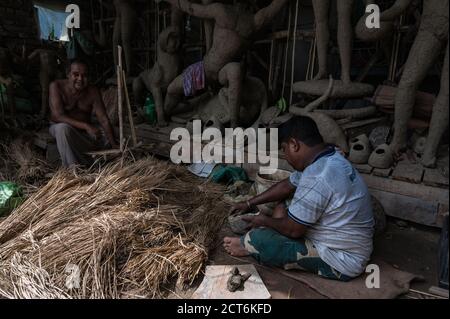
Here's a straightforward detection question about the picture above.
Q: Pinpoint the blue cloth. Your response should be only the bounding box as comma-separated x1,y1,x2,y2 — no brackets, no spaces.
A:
34,5,70,42
288,149,375,278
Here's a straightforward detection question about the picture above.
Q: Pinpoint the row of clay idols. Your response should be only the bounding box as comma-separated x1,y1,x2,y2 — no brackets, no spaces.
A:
132,0,448,171
294,0,448,168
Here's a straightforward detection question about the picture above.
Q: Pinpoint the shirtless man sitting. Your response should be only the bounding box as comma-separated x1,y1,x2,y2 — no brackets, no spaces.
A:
49,59,118,167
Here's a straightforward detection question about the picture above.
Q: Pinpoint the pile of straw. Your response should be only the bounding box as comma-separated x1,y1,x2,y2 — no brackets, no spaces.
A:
0,138,53,194
0,157,227,299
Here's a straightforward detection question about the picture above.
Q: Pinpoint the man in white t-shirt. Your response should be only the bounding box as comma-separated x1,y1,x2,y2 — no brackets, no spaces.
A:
224,116,375,281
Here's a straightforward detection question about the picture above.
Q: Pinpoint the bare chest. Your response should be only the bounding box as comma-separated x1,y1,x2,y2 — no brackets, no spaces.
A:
61,91,93,114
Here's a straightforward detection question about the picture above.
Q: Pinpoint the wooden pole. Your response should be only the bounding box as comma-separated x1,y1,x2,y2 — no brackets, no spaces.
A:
117,45,124,152
281,1,292,98
268,40,275,94
289,0,300,106
310,36,317,80
122,69,138,147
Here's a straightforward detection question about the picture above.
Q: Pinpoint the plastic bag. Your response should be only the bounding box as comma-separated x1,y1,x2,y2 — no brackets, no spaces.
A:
0,182,24,217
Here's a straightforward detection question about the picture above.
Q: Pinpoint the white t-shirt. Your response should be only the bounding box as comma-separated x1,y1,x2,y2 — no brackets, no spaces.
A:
288,148,375,277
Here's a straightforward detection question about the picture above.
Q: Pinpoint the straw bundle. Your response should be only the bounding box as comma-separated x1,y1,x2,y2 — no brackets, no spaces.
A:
1,139,52,185
0,157,228,299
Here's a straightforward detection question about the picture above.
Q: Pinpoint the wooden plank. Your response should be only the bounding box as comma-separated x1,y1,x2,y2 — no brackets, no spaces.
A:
341,117,384,130
373,168,392,177
362,174,449,206
354,164,373,174
423,168,449,188
392,161,424,184
192,265,271,299
428,286,449,298
370,189,439,227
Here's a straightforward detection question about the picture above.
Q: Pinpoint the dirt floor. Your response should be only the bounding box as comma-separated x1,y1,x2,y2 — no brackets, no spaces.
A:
373,217,441,293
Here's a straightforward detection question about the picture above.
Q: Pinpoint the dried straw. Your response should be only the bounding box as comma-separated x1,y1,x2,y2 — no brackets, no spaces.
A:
0,156,228,299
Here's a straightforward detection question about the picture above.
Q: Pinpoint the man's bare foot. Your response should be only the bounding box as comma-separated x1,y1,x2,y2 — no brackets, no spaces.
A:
223,237,250,257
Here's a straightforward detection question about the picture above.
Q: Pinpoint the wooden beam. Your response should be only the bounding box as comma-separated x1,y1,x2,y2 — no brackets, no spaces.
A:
255,29,315,44
370,189,439,227
423,168,449,188
372,168,392,178
362,174,449,206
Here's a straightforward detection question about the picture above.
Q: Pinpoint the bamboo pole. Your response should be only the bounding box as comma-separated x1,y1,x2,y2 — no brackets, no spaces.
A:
289,0,300,106
268,40,275,93
310,36,317,80
281,1,292,98
117,46,124,152
122,70,138,147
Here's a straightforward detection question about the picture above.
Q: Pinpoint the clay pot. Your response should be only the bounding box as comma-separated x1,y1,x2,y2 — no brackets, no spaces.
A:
349,134,371,164
368,144,394,169
349,143,371,164
349,134,370,148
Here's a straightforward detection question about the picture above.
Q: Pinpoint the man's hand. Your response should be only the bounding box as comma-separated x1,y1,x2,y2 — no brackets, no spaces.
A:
230,201,253,215
85,124,101,140
242,214,267,229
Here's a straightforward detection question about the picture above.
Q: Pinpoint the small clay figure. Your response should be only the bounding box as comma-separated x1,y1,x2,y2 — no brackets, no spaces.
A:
133,6,182,126
157,0,289,127
390,0,449,162
133,27,181,125
227,267,251,292
113,0,137,74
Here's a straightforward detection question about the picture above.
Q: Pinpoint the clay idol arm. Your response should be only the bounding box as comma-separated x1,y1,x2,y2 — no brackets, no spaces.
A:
157,0,222,20
254,0,290,30
380,0,413,21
